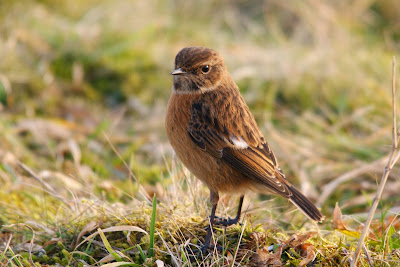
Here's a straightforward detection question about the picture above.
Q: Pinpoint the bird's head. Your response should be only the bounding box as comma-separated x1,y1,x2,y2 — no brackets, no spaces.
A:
171,47,227,94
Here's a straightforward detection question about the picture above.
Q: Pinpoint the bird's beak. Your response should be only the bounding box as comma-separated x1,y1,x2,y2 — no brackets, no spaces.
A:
170,68,186,75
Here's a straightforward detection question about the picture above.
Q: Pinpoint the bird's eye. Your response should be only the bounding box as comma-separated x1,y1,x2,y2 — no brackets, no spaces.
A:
201,65,210,73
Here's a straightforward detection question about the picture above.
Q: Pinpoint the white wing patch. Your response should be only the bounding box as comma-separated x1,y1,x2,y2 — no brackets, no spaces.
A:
230,135,248,149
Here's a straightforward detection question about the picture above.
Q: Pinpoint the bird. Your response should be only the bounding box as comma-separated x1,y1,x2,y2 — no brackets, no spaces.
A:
165,46,324,252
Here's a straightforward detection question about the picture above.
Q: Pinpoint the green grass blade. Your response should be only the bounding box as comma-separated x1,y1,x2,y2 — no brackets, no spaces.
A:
149,194,157,257
7,247,23,267
98,228,123,262
136,245,146,261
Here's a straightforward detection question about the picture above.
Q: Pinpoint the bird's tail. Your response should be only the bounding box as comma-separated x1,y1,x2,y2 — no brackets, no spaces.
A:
288,185,324,223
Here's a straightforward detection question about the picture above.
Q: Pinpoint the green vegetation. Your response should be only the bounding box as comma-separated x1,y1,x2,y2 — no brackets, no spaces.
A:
1,0,400,265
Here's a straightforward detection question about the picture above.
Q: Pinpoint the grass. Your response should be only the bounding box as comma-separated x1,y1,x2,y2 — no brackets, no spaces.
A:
1,0,400,266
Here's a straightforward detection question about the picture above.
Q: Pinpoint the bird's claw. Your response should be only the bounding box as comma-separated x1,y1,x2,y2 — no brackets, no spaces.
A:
213,216,241,226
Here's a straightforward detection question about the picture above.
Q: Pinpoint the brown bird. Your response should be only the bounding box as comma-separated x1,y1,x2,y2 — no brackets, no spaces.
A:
165,46,324,251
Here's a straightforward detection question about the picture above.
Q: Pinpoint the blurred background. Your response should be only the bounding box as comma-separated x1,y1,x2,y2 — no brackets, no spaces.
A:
1,0,400,224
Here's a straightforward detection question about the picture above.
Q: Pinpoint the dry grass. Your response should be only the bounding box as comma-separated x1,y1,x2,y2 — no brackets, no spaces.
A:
1,0,400,266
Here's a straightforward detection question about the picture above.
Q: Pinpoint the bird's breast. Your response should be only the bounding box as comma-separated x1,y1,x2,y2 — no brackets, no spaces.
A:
165,92,251,193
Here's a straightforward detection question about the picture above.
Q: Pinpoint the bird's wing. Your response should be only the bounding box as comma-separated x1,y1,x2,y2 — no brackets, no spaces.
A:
188,98,291,197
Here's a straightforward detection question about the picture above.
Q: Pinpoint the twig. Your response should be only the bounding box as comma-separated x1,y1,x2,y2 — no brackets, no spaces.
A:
394,56,398,149
351,57,400,266
362,243,373,267
231,220,247,267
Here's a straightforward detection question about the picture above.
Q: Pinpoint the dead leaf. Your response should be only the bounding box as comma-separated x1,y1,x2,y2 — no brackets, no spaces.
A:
333,203,363,238
15,242,43,253
25,221,55,235
251,232,318,266
16,118,73,141
98,253,121,264
39,170,83,191
42,237,63,247
333,202,346,230
285,232,317,248
295,243,316,267
75,221,99,248
251,245,283,266
68,139,81,164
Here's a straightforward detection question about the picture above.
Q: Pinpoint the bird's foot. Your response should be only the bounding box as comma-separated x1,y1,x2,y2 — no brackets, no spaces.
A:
213,216,241,226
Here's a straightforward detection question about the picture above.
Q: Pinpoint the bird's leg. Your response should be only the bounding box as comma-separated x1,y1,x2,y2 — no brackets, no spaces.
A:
214,195,244,226
232,195,244,223
192,191,235,256
200,190,219,253
202,201,217,252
